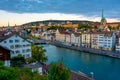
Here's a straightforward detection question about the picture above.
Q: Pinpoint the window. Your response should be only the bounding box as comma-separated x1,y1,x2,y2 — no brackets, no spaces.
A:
9,40,13,43
10,45,14,49
22,40,25,42
15,50,20,54
4,41,7,43
22,50,25,53
15,40,19,43
26,54,30,58
26,49,31,52
15,45,21,48
26,44,30,47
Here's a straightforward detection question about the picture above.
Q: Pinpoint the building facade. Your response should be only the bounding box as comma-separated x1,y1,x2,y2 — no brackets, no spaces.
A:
0,45,11,67
81,33,91,48
0,33,31,58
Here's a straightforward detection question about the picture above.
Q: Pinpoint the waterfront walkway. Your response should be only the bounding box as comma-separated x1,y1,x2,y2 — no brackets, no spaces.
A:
70,71,93,80
50,41,120,59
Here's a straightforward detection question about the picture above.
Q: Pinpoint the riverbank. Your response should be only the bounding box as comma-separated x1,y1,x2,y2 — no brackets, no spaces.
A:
50,41,120,59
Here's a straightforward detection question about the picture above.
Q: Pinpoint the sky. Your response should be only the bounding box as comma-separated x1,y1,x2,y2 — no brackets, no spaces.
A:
0,0,120,26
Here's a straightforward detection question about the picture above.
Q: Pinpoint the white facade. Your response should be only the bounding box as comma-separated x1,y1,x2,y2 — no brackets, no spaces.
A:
116,38,120,52
0,34,32,58
42,32,52,41
91,33,99,49
55,29,71,43
81,33,91,48
98,32,116,50
71,33,81,46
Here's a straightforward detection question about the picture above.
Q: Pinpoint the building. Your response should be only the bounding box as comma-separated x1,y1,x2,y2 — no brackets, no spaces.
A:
100,10,107,29
71,33,81,46
62,21,79,28
81,33,91,48
55,29,71,43
91,32,99,49
24,62,46,75
116,32,120,52
0,45,11,67
0,32,31,58
98,31,116,50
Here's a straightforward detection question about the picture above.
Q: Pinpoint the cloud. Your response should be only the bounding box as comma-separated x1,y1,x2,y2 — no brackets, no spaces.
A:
0,0,120,18
0,10,119,26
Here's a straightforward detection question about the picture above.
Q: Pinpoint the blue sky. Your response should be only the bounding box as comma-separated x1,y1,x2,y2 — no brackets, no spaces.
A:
0,0,120,26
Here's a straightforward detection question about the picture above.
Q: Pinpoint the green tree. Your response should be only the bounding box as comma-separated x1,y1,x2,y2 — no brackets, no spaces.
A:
48,61,70,80
47,26,65,30
11,54,25,67
78,24,92,31
108,25,112,31
116,24,120,30
32,44,48,63
0,61,48,80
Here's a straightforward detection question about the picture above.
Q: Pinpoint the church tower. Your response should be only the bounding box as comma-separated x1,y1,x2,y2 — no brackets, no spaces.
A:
8,22,11,30
100,10,107,28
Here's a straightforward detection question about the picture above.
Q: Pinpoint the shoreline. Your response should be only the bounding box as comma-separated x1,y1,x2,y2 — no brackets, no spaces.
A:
49,41,120,59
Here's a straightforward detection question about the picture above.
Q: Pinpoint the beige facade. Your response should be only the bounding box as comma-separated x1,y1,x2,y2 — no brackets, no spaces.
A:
91,33,99,49
55,29,71,43
81,33,91,48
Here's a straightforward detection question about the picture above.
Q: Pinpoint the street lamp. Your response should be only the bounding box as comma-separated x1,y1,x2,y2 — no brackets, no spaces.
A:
90,72,94,80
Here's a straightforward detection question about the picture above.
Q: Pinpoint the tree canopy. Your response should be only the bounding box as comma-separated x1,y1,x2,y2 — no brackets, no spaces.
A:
78,24,92,30
32,44,48,63
0,61,48,80
47,26,65,30
48,61,70,80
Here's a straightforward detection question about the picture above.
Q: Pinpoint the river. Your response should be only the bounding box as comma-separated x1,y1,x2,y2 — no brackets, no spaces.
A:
42,44,120,80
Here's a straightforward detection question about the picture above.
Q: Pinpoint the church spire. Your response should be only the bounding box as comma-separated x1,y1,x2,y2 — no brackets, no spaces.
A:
101,9,106,22
100,9,107,28
8,22,11,30
102,9,104,19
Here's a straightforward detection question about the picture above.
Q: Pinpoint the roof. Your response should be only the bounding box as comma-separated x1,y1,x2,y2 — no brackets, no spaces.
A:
0,45,11,51
73,33,81,37
57,29,71,35
0,31,31,43
70,71,92,80
116,32,120,38
91,31,114,35
24,62,42,69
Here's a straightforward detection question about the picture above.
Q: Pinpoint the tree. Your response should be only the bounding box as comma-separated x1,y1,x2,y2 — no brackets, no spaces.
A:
11,54,25,67
0,61,17,80
48,61,70,80
32,44,48,63
116,24,120,30
78,24,92,31
47,26,65,30
108,25,112,31
0,60,48,80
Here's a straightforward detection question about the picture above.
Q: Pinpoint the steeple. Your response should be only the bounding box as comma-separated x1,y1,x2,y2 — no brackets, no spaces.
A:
101,10,106,22
8,22,11,30
100,10,107,27
102,10,104,18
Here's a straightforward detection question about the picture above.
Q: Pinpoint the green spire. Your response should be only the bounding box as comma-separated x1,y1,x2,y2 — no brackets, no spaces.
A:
102,10,104,19
8,22,11,30
101,10,106,22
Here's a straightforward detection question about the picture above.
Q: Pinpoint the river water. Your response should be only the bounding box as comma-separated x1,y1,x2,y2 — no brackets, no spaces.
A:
42,44,120,80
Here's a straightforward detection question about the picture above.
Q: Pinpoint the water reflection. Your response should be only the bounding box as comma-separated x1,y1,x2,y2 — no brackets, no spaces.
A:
42,44,120,80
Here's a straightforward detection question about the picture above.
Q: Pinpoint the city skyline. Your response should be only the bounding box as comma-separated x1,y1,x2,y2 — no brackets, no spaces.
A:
0,0,120,26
